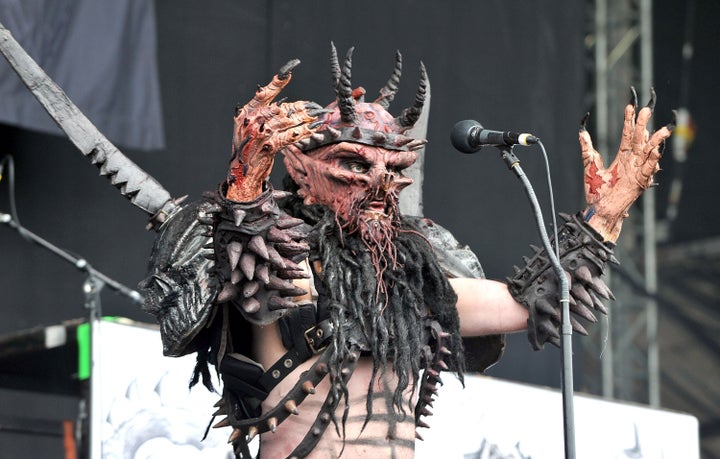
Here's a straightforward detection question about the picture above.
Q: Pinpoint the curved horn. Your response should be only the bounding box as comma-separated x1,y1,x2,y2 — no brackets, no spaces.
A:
336,47,356,123
396,62,427,128
376,50,403,109
330,42,341,87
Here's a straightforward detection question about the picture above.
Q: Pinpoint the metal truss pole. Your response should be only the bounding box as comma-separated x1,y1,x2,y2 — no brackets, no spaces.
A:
584,0,659,407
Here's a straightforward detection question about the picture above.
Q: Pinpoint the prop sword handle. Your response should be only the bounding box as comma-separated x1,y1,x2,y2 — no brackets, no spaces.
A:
0,21,181,230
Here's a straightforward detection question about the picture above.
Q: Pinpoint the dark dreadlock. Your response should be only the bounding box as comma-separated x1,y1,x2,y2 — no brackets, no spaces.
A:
281,176,465,429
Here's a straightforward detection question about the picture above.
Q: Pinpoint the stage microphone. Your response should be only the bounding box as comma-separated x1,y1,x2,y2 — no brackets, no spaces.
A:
451,119,539,153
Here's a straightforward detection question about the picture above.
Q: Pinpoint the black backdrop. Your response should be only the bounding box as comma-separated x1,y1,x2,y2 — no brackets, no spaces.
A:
0,1,590,455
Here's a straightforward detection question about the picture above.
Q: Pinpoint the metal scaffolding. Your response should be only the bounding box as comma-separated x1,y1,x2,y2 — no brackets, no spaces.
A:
582,0,660,407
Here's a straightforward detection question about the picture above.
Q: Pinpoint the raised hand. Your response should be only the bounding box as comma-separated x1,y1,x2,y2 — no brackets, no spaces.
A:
580,87,674,242
226,59,324,202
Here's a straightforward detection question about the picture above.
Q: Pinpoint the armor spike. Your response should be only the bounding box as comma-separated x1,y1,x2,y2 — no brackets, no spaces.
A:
590,276,613,300
266,244,287,269
217,283,238,303
233,208,247,226
277,215,306,229
571,284,594,308
538,321,560,339
280,285,309,298
267,274,296,291
248,235,269,259
242,297,261,314
416,419,431,429
284,400,299,415
396,61,427,128
275,241,310,257
570,317,588,336
227,428,241,444
255,264,270,284
227,241,243,270
268,295,297,310
213,406,227,416
312,427,322,436
203,242,214,250
213,417,230,428
372,132,388,144
267,417,278,433
415,431,424,441
246,426,259,442
327,126,342,138
214,398,224,408
202,250,215,260
201,229,214,238
351,126,362,139
316,363,329,375
590,292,609,315
240,253,256,280
230,269,242,284
267,226,291,243
311,133,325,143
302,381,316,394
420,406,433,417
242,281,260,298
530,244,542,254
575,265,593,284
536,298,560,320
435,360,449,371
570,301,598,323
376,50,402,109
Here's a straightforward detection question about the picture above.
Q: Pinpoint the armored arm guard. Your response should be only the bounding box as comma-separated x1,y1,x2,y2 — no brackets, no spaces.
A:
506,212,617,350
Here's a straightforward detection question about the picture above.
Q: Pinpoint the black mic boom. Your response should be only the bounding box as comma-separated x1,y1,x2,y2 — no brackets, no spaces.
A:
451,119,539,153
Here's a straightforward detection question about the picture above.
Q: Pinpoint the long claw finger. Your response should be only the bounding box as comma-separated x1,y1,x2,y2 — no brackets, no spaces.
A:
668,110,678,131
278,59,301,80
629,86,638,108
580,112,590,131
646,87,657,111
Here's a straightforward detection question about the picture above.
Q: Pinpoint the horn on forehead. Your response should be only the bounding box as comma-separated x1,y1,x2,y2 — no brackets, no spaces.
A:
376,50,403,109
396,61,427,128
335,46,356,123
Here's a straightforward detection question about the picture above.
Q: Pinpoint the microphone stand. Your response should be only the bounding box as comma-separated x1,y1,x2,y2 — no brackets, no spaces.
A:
496,145,575,459
0,212,143,459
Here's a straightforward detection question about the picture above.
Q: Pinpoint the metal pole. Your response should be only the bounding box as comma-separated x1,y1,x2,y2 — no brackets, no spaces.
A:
640,0,661,408
595,0,615,400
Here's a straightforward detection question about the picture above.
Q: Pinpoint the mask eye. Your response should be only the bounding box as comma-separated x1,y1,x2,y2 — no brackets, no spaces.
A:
344,160,370,174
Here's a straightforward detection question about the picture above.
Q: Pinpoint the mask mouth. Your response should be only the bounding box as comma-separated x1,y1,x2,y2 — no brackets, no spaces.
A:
364,200,389,219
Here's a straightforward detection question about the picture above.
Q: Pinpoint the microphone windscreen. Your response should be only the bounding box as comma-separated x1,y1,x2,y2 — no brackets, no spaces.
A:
450,119,482,153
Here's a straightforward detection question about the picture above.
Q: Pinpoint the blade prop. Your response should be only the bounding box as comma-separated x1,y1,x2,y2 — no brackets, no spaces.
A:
0,21,181,230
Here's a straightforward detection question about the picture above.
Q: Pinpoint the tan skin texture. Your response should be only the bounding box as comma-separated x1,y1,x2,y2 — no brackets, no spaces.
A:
227,69,671,457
